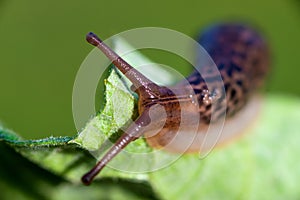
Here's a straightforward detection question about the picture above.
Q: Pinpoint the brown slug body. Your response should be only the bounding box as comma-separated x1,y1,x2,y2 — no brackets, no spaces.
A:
82,24,270,185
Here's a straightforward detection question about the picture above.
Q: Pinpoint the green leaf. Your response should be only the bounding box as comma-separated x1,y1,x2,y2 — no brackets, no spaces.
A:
0,67,152,183
0,142,157,200
71,68,142,152
148,95,300,200
0,127,94,183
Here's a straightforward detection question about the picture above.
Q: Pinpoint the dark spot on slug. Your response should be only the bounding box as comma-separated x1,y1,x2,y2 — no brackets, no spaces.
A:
229,61,243,72
236,80,243,87
224,83,230,91
230,89,237,99
218,63,225,70
193,88,202,94
233,98,239,105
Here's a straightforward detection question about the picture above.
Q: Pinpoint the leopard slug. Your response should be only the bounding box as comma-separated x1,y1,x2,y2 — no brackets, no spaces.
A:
81,23,270,185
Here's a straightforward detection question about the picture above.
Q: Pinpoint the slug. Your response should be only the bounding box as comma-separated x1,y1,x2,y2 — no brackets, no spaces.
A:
81,23,269,185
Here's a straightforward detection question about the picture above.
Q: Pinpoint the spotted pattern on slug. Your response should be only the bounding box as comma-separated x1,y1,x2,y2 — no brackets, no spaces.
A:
184,24,269,124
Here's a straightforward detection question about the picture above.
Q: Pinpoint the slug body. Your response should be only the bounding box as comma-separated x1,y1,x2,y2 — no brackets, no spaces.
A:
82,23,269,185
146,24,269,152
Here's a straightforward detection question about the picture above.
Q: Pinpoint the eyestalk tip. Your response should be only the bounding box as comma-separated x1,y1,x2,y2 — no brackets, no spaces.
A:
81,173,93,186
86,32,102,46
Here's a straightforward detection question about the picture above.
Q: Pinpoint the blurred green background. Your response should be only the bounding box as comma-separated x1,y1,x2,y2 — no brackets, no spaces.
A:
0,0,299,139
